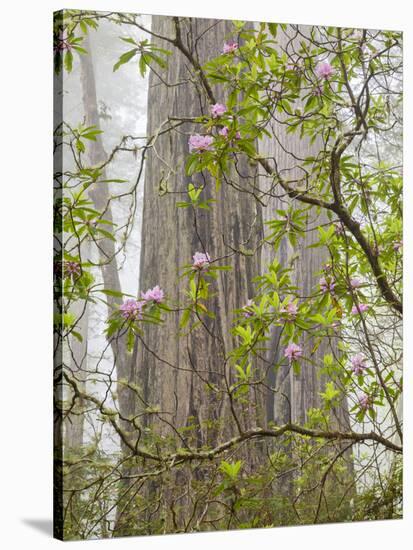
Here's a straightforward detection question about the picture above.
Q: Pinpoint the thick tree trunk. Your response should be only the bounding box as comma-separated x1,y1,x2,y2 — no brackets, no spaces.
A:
136,16,262,444
259,24,351,431
117,16,263,533
258,24,353,519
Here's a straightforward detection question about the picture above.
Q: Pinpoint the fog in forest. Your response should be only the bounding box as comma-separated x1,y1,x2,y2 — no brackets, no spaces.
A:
54,12,402,540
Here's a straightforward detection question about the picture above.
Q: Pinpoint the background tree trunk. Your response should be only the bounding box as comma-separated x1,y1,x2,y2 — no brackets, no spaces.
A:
78,33,135,432
258,24,353,519
259,24,351,430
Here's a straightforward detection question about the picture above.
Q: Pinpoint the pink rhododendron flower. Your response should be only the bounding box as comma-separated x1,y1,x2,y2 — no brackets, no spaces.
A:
141,285,165,303
284,343,303,362
219,127,241,140
120,298,144,320
242,299,254,318
64,261,81,278
223,40,238,54
351,353,367,375
358,393,371,410
192,251,211,270
280,301,298,318
211,103,226,118
350,278,361,289
316,61,334,80
319,276,335,293
188,134,214,153
351,303,369,315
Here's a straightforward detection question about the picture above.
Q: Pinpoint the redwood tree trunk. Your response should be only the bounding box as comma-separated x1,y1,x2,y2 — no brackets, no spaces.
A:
135,16,262,444
258,24,353,517
259,25,351,432
119,16,263,533
78,33,132,427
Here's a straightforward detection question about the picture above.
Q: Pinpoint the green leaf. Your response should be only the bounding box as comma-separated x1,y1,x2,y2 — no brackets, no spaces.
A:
139,53,148,77
120,37,137,46
64,49,73,72
72,330,83,342
127,328,135,352
76,139,85,153
219,460,243,480
320,381,340,406
180,308,191,329
100,289,124,298
185,155,201,176
82,129,103,141
97,228,116,241
113,48,138,72
268,23,278,37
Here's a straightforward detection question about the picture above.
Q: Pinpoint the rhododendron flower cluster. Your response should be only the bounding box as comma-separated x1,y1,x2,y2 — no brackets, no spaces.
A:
210,103,226,118
223,40,238,54
64,260,81,278
351,303,369,315
284,343,303,362
350,278,361,289
358,393,371,410
219,127,241,140
192,251,211,270
316,61,334,80
120,298,144,320
188,134,214,153
319,276,335,293
141,285,165,303
280,301,298,319
351,353,367,375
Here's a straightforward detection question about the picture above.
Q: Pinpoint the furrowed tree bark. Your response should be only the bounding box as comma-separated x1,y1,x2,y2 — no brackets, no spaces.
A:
116,16,263,533
137,16,261,434
258,24,353,518
260,25,351,427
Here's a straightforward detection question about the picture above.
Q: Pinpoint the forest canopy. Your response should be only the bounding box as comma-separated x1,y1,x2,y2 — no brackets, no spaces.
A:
53,10,402,540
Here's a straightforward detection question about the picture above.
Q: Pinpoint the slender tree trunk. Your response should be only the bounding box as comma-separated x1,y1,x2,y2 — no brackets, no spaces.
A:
78,32,143,534
78,33,133,425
